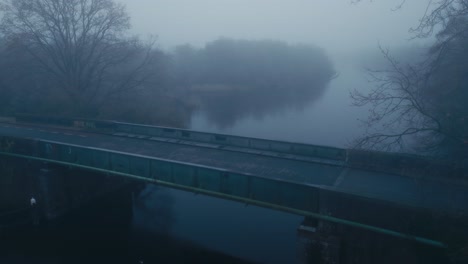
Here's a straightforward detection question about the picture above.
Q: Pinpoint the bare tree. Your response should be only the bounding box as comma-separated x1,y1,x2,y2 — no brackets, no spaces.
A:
0,0,156,115
409,0,468,38
352,0,468,157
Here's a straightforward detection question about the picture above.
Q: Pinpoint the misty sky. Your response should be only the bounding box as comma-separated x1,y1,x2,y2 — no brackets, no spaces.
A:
119,0,429,53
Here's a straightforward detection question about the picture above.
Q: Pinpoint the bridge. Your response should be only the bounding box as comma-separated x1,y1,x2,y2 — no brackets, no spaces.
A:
1,115,467,254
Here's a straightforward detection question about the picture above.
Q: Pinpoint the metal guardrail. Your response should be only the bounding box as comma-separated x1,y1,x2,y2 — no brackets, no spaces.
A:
14,114,347,161
12,114,467,180
113,121,347,161
0,135,449,248
347,149,467,180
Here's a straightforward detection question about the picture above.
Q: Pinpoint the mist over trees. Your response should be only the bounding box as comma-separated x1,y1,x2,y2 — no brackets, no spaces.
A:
171,38,336,128
0,1,335,128
353,0,468,159
0,0,189,126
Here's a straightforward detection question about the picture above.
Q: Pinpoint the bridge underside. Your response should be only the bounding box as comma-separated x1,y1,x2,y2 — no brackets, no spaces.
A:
0,120,467,248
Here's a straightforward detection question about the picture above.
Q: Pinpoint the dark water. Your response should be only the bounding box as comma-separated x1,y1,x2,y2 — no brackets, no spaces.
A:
134,186,302,263
0,186,258,264
0,177,460,264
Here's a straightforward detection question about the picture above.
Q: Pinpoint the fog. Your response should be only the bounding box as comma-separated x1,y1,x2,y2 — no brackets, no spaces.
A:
114,0,433,148
1,1,467,263
0,1,443,146
0,0,435,144
120,0,428,53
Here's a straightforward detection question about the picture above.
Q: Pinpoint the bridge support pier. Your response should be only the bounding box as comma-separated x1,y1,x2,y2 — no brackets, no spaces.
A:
32,163,133,223
0,155,135,230
34,165,67,221
297,217,341,264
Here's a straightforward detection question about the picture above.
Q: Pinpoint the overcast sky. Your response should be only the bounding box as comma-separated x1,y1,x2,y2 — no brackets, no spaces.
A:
118,0,429,54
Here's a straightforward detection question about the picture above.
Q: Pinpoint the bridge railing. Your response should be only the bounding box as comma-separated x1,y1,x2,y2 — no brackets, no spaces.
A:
113,121,347,161
347,149,467,180
14,114,347,162
12,114,467,180
108,121,468,180
14,114,115,132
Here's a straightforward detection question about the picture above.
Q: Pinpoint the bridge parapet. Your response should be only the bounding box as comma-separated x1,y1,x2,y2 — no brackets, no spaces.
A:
113,121,346,161
11,114,468,181
347,149,467,181
14,114,347,161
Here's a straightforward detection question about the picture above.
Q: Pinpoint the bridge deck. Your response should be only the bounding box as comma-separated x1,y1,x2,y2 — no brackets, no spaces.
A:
0,122,466,215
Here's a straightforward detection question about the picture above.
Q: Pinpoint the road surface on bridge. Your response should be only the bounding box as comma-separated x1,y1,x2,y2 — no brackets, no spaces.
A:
0,122,466,217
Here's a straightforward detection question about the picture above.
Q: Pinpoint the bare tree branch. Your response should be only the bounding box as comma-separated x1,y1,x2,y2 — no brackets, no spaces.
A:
0,0,155,114
351,0,468,158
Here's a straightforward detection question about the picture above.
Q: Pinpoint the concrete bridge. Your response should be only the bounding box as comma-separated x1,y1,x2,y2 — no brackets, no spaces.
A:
1,115,467,259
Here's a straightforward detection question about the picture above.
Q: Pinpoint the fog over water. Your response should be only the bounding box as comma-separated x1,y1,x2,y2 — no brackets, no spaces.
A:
114,2,435,264
1,1,448,264
190,58,370,147
119,0,431,146
120,0,427,53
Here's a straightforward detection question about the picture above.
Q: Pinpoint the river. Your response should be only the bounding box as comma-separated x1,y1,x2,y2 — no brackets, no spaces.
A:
190,59,371,147
139,59,373,263
1,59,373,264
155,58,374,263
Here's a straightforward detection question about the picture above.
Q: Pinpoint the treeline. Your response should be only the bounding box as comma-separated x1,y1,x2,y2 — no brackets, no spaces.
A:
172,38,334,90
171,38,336,127
0,39,187,125
0,0,335,129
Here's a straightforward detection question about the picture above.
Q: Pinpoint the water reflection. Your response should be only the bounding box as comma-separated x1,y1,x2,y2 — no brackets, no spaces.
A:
195,80,330,129
172,38,336,129
133,185,175,235
191,59,371,147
